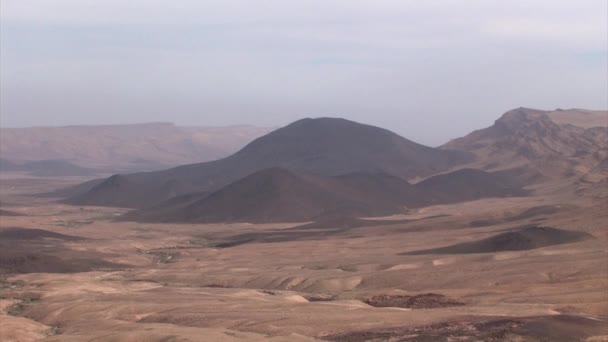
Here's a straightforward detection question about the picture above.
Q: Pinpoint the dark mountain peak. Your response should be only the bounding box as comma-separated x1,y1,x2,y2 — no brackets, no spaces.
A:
66,117,471,209
228,116,471,179
284,117,374,129
237,116,399,156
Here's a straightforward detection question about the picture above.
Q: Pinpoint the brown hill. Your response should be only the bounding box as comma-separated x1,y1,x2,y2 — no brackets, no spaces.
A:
66,118,472,209
0,228,122,275
403,226,593,255
414,168,529,205
123,167,526,224
0,123,272,172
443,108,608,179
122,167,416,223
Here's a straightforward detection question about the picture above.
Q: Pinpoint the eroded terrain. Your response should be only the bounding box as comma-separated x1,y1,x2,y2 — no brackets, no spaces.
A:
1,177,607,341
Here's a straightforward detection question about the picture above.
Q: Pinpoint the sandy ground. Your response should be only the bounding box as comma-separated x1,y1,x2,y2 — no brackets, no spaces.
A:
0,176,607,341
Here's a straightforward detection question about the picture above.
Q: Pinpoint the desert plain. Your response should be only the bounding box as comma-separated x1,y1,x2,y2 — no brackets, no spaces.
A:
1,173,607,342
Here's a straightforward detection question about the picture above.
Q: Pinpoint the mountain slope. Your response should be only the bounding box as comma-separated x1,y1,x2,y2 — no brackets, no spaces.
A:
66,118,472,208
122,168,416,223
414,168,529,205
442,108,608,179
123,167,526,224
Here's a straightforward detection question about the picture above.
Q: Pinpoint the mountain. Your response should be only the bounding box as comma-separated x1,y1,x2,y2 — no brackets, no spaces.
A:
442,108,608,179
123,167,525,224
0,123,272,172
65,118,473,209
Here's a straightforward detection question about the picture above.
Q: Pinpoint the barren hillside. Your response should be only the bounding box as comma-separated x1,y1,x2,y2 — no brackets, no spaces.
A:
442,108,608,178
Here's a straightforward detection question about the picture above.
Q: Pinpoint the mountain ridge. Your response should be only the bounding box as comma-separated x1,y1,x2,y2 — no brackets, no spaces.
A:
442,108,608,178
0,122,273,172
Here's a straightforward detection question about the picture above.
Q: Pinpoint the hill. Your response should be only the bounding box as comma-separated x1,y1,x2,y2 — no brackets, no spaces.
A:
403,226,593,255
122,167,416,223
0,123,272,173
414,168,529,205
66,118,472,209
442,108,608,179
123,167,526,224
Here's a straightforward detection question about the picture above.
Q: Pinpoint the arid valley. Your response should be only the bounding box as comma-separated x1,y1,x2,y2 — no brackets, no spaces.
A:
1,108,607,341
3,2,608,340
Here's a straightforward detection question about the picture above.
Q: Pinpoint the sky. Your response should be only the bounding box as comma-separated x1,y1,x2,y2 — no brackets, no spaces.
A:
1,1,606,146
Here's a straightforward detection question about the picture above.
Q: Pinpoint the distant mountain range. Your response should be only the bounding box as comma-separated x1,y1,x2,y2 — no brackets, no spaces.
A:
0,123,273,174
0,159,98,177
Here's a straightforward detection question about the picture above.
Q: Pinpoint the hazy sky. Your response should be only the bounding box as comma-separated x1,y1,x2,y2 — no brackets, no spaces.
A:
1,1,606,145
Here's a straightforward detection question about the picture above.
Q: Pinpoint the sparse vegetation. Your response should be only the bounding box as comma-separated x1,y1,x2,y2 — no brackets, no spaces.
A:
363,293,465,309
139,249,179,264
45,326,61,336
6,293,40,316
